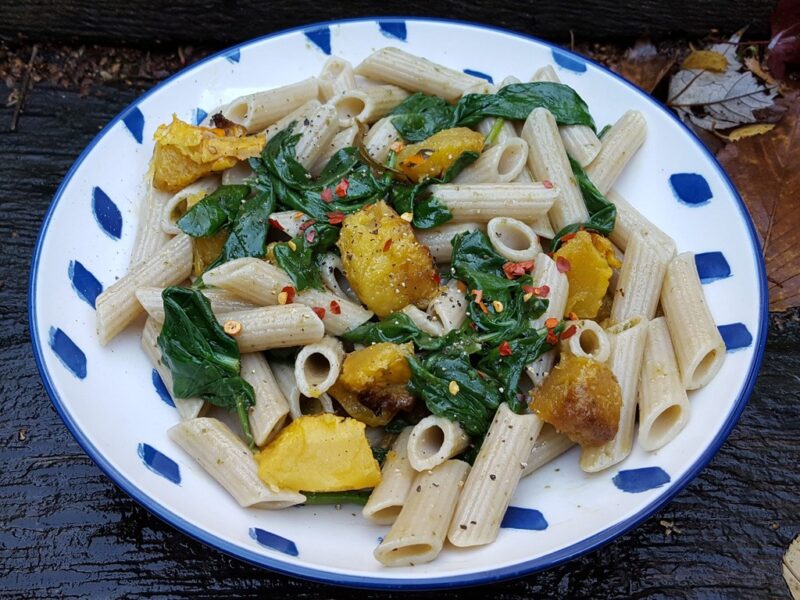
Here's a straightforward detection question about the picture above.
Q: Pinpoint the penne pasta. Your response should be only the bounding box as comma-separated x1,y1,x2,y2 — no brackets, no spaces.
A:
585,110,647,194
220,77,320,133
521,107,589,231
96,233,193,345
240,353,291,447
130,178,171,266
400,304,445,336
169,417,305,508
318,56,356,102
293,103,339,169
428,183,557,223
452,139,528,184
136,286,256,323
220,305,325,352
362,116,401,165
317,252,359,302
331,85,410,127
486,217,541,261
407,415,470,471
310,124,359,176
374,459,470,566
221,161,254,185
521,423,575,477
203,258,373,335
531,65,602,166
414,222,483,263
560,319,611,363
263,100,322,142
606,189,676,260
363,427,416,524
448,404,543,547
580,316,649,472
611,232,669,323
141,317,205,420
269,210,312,239
660,252,726,390
293,336,345,398
530,253,569,328
355,47,484,102
428,280,468,334
160,176,219,235
638,317,690,451
271,361,334,419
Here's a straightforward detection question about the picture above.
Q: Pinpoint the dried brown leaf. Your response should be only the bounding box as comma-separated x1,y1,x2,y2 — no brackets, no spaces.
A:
725,123,776,141
717,93,800,310
681,50,729,72
744,56,779,86
610,39,676,93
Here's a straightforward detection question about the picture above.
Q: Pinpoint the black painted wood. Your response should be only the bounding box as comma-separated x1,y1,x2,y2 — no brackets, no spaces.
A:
1,20,798,599
0,0,777,46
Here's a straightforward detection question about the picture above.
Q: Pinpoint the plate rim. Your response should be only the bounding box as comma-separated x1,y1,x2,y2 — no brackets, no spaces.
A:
28,16,769,590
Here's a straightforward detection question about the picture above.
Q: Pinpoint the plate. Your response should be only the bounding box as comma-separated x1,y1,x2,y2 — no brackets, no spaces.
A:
29,17,767,589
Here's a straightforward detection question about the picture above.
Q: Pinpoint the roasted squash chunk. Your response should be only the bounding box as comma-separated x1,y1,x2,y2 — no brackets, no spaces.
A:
256,414,381,492
192,229,228,276
530,354,622,447
396,127,484,182
152,116,264,193
337,201,439,317
329,343,414,426
553,231,621,319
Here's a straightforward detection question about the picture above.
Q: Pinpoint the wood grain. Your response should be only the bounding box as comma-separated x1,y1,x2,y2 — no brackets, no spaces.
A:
0,0,777,45
1,36,798,600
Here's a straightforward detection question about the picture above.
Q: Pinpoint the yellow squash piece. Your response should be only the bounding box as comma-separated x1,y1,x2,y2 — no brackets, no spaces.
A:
192,229,228,276
329,343,413,427
396,127,484,182
530,354,622,447
338,201,440,317
256,414,382,492
152,115,265,193
553,231,621,319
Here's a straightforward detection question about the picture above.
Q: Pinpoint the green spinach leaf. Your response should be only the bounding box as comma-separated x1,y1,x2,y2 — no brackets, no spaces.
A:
272,223,339,291
157,287,256,445
177,185,250,237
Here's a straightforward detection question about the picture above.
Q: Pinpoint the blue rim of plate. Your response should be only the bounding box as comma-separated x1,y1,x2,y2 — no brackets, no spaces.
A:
29,16,768,590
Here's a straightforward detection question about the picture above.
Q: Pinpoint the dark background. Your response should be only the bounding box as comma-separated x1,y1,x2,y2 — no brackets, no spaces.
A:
2,2,799,598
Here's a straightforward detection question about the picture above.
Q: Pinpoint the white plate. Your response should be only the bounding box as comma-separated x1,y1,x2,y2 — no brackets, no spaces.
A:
30,17,767,589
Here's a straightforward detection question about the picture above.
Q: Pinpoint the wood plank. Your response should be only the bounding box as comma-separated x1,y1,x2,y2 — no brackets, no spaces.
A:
0,0,776,45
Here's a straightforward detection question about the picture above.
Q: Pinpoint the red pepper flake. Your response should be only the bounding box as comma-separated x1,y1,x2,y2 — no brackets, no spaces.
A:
560,325,578,340
383,239,393,252
502,260,535,279
556,256,571,273
268,218,284,232
544,317,559,329
299,219,316,231
546,331,559,345
305,228,317,244
534,285,550,298
568,311,579,321
498,341,513,357
280,285,296,304
433,273,441,285
329,300,341,315
471,289,483,303
469,322,478,331
327,211,346,225
320,187,333,203
335,178,349,197
312,306,326,319
542,179,554,189
561,232,577,244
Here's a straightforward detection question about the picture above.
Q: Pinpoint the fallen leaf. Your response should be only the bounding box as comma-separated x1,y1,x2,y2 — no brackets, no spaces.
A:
610,38,676,93
717,93,800,310
744,56,779,86
669,30,779,130
767,0,800,80
681,50,729,72
725,123,776,141
785,536,800,599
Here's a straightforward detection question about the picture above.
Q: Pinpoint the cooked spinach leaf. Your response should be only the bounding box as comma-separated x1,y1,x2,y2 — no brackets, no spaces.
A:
549,157,617,251
407,353,504,437
272,223,339,291
390,82,595,142
157,286,256,446
176,185,250,237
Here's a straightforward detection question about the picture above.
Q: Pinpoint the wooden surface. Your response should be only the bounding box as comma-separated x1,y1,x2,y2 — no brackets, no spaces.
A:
0,0,777,45
1,13,799,599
